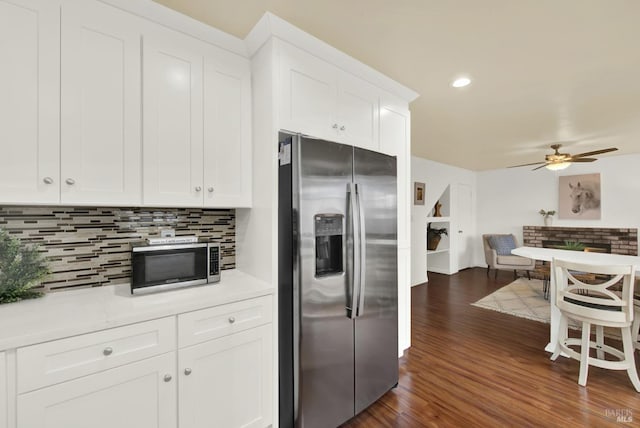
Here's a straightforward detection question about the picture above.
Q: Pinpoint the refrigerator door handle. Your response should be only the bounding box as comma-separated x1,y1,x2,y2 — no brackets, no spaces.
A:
348,182,360,319
355,183,367,317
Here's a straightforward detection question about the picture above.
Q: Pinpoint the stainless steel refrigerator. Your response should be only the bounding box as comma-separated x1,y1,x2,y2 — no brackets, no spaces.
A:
278,133,398,428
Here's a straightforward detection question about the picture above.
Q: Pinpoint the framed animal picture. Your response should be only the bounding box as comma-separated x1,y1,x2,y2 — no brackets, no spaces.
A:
558,173,601,219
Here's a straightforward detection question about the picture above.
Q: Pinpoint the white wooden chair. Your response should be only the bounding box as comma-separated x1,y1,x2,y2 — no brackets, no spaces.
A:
550,259,640,392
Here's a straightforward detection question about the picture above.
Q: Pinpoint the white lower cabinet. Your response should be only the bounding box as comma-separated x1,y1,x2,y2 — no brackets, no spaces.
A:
0,352,7,428
178,324,273,428
17,352,177,428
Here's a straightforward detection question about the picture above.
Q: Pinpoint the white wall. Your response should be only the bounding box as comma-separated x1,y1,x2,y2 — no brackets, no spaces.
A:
411,156,476,285
475,153,640,266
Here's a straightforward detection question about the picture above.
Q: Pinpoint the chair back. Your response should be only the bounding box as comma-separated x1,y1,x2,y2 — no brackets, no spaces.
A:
553,258,636,325
482,234,519,263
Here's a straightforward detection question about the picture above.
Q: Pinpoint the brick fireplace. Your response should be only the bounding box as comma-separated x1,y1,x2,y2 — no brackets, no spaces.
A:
523,226,638,256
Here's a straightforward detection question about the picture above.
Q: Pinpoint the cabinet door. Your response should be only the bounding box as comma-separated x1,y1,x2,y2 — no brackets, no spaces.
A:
203,47,252,207
279,42,337,140
179,325,272,428
0,0,59,204
336,73,380,150
380,95,411,248
0,352,6,428
143,28,204,206
17,352,177,428
60,0,142,205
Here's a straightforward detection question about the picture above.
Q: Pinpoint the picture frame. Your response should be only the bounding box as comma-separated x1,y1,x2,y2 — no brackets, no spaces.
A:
414,182,425,205
558,173,601,220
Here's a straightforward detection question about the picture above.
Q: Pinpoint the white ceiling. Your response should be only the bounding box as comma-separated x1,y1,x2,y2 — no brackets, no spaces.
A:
154,0,640,171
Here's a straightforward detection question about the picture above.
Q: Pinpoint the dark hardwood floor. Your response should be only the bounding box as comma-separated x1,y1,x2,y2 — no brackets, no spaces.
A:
341,267,640,427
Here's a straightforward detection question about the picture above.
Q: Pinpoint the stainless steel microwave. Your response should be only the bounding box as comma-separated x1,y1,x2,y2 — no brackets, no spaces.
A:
131,242,220,294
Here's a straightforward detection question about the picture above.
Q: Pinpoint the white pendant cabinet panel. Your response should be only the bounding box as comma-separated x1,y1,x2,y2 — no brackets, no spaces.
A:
17,352,177,428
60,0,142,205
143,28,204,207
178,324,272,428
0,0,60,204
0,352,6,428
203,48,252,207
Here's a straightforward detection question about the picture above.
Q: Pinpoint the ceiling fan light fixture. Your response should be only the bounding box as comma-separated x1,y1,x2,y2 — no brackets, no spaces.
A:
451,76,471,88
545,161,571,171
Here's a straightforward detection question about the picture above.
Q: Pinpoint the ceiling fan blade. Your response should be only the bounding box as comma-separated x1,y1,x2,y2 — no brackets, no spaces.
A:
571,147,618,158
532,164,548,171
508,161,546,168
568,158,597,163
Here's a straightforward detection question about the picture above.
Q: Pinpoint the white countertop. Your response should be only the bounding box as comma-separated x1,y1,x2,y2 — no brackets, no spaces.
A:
0,269,274,351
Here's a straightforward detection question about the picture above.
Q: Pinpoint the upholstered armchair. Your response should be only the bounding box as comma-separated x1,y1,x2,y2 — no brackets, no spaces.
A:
482,234,535,280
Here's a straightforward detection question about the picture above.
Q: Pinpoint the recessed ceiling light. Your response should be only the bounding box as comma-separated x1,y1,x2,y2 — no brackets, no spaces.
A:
451,77,471,88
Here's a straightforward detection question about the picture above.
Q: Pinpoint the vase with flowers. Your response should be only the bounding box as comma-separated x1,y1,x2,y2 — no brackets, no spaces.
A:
539,209,556,227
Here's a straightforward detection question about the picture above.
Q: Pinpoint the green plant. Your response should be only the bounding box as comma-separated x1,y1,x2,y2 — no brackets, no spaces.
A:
0,230,49,304
539,209,556,218
427,224,448,237
558,240,586,251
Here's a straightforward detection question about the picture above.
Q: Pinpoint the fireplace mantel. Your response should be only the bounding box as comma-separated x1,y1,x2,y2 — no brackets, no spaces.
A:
523,226,638,256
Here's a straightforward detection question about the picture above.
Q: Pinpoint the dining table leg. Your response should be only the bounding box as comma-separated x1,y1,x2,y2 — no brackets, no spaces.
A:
546,260,564,354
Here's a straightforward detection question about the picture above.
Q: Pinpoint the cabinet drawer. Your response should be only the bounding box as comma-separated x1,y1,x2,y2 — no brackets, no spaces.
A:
17,317,175,393
178,295,272,348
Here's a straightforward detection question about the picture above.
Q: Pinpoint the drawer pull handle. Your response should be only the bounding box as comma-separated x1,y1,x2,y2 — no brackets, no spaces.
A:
184,368,192,376
66,178,75,185
164,374,172,382
103,347,113,356
43,177,54,184
228,316,236,324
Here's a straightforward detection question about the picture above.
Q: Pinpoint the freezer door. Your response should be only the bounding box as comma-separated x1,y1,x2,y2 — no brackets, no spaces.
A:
353,147,398,414
296,136,355,428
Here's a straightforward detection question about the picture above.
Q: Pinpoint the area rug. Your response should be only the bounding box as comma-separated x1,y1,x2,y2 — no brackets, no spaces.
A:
471,278,551,324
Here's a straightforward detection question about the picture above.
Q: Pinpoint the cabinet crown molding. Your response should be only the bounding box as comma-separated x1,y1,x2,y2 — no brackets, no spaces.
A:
246,12,419,103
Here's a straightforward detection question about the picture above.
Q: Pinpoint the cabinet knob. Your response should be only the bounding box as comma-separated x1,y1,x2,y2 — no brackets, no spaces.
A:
195,186,202,192
103,347,113,356
332,123,338,129
228,316,236,324
184,368,192,376
65,178,75,185
340,125,346,131
43,177,54,184
458,230,463,234
208,187,214,193
164,374,172,382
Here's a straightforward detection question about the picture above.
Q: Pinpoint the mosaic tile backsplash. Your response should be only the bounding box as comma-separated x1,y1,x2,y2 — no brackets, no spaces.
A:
0,206,235,292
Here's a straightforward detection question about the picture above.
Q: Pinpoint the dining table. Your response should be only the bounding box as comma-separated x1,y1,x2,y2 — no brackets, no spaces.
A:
511,246,640,354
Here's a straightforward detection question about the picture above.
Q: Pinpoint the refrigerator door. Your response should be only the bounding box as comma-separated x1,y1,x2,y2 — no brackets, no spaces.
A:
297,136,356,428
353,147,398,414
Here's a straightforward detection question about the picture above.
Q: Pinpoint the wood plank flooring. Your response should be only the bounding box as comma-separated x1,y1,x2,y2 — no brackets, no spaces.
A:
340,267,640,427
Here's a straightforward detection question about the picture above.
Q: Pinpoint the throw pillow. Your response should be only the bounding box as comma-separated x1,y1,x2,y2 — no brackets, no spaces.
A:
488,235,516,256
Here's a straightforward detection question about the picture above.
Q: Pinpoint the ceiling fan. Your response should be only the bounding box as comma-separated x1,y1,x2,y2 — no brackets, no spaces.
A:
508,144,618,171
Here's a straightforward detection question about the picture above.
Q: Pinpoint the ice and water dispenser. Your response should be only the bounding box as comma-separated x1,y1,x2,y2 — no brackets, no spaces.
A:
314,214,344,277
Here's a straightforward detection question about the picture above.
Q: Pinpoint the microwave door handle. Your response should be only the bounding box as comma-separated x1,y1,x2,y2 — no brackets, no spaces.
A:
355,183,366,317
347,182,360,319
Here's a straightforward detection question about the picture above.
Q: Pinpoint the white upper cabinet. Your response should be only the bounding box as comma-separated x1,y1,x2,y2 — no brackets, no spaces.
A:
279,42,337,141
0,0,60,204
336,73,380,151
60,0,142,205
279,42,380,150
203,47,252,207
143,27,204,207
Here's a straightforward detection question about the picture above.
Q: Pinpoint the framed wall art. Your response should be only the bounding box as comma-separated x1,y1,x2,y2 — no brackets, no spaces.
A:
558,173,601,220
